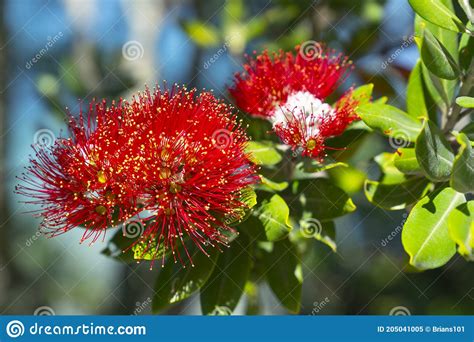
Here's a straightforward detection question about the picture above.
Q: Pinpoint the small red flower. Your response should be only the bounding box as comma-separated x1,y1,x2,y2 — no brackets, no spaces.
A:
229,42,359,159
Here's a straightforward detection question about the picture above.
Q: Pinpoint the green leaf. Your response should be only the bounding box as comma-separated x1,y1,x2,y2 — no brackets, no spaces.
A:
245,141,282,166
448,201,474,260
364,177,431,210
450,133,474,193
415,11,459,107
406,60,429,119
416,119,455,181
152,246,219,312
456,96,474,108
421,28,460,80
101,228,136,264
294,160,348,179
394,148,423,174
461,122,474,140
402,187,465,270
351,83,374,106
200,234,252,315
132,236,173,262
374,152,406,184
356,103,422,141
293,179,356,220
459,23,474,71
182,21,220,47
256,175,288,192
256,194,292,241
263,238,302,313
408,0,465,33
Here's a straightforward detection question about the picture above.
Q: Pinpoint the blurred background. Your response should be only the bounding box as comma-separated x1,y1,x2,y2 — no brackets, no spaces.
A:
0,0,472,315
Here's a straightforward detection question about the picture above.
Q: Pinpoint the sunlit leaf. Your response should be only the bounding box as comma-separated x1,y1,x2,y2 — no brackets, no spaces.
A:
456,96,474,108
402,187,465,270
356,103,422,142
421,28,459,80
246,141,282,166
409,0,465,33
448,201,474,261
256,194,292,241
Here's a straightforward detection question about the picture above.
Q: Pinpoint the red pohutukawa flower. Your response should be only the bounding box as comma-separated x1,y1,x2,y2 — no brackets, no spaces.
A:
16,100,142,242
229,42,360,159
17,85,258,266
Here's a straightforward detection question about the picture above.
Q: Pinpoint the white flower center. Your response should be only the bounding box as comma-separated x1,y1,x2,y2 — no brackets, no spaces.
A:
271,91,335,136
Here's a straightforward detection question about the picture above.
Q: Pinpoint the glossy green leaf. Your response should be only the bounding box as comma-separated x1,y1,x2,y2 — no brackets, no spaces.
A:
200,234,252,315
294,161,348,179
364,177,431,210
152,247,219,312
456,96,474,108
414,13,457,112
402,187,465,270
293,179,356,220
407,60,429,119
356,103,422,141
461,122,474,140
459,22,474,71
421,28,459,80
374,152,406,184
416,120,455,181
394,148,423,174
256,175,288,192
256,194,292,241
351,83,374,106
409,0,465,33
182,21,220,47
132,235,174,261
246,141,282,166
101,228,136,264
448,201,474,260
450,133,474,193
263,238,302,313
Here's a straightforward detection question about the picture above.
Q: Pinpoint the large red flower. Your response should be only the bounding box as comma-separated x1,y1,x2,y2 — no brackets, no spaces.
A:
229,42,359,159
126,87,257,265
17,86,258,265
